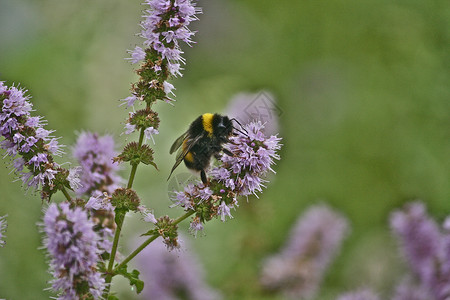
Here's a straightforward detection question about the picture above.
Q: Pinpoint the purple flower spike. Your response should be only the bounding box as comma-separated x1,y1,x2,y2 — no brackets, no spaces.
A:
0,82,64,198
260,204,349,299
218,121,282,197
391,201,450,300
136,236,222,300
43,202,105,299
391,202,441,278
392,278,432,300
72,131,123,197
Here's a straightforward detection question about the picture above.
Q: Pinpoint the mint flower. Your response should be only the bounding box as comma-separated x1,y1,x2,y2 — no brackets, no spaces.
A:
171,121,281,234
0,215,7,247
43,202,105,299
72,132,122,197
137,0,201,76
124,0,201,108
260,205,349,299
0,82,65,199
392,278,431,300
71,132,123,257
218,121,281,196
127,46,146,64
144,126,159,144
72,132,124,255
121,0,201,160
135,236,222,300
391,201,450,300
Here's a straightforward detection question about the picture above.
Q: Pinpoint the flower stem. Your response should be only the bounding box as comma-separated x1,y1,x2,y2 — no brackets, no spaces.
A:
126,128,145,189
112,210,195,273
60,186,72,202
103,126,146,297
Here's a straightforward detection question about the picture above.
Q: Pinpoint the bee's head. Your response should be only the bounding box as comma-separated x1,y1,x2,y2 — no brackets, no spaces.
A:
213,114,249,140
213,114,233,137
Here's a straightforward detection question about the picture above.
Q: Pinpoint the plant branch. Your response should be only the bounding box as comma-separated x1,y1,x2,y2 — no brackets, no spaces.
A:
112,210,195,273
103,126,146,297
60,186,72,202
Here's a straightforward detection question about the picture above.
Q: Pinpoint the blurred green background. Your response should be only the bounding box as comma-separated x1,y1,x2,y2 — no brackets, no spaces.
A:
0,0,449,299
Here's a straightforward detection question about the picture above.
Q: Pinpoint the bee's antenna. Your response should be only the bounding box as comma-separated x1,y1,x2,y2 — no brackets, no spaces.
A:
230,118,249,137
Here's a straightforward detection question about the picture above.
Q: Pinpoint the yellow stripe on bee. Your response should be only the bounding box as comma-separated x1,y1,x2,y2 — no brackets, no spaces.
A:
185,151,194,162
182,140,194,162
182,139,188,149
202,113,214,136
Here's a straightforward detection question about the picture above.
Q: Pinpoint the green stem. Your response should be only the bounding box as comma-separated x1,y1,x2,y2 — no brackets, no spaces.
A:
60,186,72,202
112,210,195,273
103,127,146,297
126,128,145,189
103,215,124,287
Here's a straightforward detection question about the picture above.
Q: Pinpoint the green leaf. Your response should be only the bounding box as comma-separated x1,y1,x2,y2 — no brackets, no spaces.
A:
116,265,145,294
141,229,157,236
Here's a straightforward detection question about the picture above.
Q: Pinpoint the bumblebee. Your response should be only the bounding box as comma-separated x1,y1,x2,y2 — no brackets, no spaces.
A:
168,113,241,184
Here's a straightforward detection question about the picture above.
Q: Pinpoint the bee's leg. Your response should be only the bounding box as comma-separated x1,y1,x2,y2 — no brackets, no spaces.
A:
222,148,234,157
200,169,208,185
214,153,222,160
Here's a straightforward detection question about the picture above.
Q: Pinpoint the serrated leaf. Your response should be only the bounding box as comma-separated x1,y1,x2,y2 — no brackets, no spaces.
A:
116,265,145,294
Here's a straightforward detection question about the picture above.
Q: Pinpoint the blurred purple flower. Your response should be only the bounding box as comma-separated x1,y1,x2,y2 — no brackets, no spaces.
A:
390,201,450,300
0,214,7,247
67,167,82,190
72,131,123,197
260,204,349,299
0,82,64,198
43,202,105,299
135,236,221,300
225,92,280,136
336,289,380,300
392,278,432,300
72,132,122,256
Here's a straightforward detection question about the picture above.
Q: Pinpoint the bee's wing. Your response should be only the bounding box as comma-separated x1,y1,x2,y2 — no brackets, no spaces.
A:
167,134,202,181
169,131,188,154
